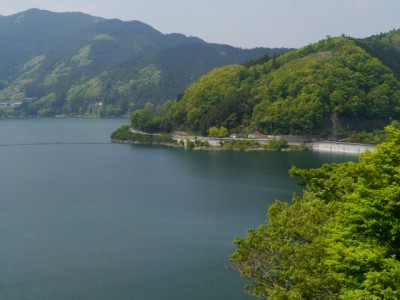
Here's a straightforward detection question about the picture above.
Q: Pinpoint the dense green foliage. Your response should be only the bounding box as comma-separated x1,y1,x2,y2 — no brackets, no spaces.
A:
110,125,135,141
140,33,400,136
130,108,170,133
111,125,174,144
346,129,387,144
230,124,400,299
355,29,400,79
219,139,294,151
0,9,286,117
208,126,229,138
252,37,400,135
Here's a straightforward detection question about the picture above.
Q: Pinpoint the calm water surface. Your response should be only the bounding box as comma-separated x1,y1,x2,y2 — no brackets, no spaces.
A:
0,119,358,299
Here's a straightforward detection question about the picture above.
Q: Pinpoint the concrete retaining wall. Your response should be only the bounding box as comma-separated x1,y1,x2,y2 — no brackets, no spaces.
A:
308,142,375,154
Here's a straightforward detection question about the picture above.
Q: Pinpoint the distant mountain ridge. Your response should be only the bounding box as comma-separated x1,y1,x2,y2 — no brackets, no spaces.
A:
0,9,289,117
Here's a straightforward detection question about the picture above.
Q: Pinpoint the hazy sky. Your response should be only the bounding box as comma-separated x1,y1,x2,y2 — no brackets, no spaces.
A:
0,0,399,48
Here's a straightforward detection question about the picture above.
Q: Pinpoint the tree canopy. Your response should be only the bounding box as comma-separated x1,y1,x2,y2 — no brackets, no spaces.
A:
230,124,400,299
134,34,400,137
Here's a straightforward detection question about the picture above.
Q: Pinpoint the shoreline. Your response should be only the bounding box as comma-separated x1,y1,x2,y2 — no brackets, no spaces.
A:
112,128,307,152
111,139,302,152
111,126,376,154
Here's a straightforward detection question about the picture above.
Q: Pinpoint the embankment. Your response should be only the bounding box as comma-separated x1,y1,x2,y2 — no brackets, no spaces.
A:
307,142,375,154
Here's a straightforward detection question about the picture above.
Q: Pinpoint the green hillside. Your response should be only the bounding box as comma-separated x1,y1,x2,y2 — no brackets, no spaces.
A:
133,33,400,137
355,29,400,79
0,9,287,117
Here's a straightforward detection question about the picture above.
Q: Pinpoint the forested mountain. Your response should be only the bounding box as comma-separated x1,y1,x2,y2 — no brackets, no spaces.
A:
133,30,400,137
355,29,400,79
0,9,287,117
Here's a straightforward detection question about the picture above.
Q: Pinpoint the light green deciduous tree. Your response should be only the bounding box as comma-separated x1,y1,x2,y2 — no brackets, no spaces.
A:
231,124,400,299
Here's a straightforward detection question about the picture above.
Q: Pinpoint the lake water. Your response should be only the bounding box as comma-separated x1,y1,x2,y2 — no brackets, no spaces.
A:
0,118,358,299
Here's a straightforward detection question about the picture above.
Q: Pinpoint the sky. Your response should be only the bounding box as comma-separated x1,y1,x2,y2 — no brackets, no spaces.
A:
0,0,399,49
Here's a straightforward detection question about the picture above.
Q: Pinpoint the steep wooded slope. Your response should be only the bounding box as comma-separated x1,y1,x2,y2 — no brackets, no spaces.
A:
141,34,400,136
